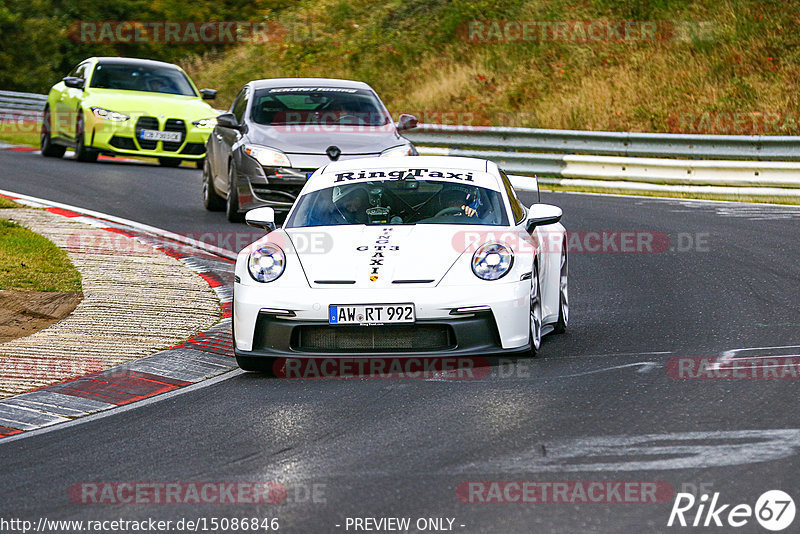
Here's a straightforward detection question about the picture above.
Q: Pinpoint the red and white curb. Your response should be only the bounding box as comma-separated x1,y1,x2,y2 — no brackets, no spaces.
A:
0,190,239,440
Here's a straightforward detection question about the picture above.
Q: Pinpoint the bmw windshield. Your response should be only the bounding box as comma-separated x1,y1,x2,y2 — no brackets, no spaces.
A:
90,63,197,96
286,180,509,227
251,87,391,126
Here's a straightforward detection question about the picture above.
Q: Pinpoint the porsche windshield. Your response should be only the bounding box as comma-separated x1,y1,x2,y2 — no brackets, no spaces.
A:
90,63,197,96
251,87,390,126
286,180,509,227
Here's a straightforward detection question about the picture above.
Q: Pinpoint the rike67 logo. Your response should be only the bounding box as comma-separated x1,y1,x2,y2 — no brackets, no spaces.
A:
668,490,795,531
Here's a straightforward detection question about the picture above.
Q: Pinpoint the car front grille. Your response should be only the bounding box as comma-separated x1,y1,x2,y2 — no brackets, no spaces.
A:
135,116,159,150
133,117,187,151
162,119,186,152
291,325,455,352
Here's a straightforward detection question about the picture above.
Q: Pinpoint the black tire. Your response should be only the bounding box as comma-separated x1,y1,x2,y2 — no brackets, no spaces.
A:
529,264,543,357
158,158,182,167
553,244,569,334
195,158,205,169
226,162,244,222
74,112,98,162
40,106,66,158
203,159,225,211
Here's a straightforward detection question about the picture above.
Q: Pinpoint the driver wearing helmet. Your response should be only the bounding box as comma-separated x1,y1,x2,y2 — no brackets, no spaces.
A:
333,186,371,224
440,185,480,218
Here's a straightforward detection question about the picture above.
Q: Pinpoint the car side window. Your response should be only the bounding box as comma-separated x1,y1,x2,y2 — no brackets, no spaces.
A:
499,170,526,225
231,88,249,123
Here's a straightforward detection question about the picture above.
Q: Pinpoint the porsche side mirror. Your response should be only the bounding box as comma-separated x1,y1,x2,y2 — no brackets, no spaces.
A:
62,76,85,90
245,207,276,232
526,204,562,232
216,112,241,130
200,88,217,100
396,114,418,131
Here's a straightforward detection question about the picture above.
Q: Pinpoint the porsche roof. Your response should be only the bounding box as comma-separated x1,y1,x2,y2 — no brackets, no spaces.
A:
305,156,503,193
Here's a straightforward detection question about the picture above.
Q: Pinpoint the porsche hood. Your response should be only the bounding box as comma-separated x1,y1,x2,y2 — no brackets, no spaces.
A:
285,225,470,288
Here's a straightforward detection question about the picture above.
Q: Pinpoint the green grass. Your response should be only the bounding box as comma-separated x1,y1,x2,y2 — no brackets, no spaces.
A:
0,218,82,292
0,197,22,209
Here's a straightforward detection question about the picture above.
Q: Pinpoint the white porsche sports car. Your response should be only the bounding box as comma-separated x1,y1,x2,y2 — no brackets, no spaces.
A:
233,156,568,370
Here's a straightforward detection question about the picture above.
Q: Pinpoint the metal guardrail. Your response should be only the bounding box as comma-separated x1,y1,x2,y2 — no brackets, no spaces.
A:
0,91,47,119
404,123,800,162
408,124,800,194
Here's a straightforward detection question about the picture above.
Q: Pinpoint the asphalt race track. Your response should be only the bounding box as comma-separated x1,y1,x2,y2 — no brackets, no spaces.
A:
1,149,800,533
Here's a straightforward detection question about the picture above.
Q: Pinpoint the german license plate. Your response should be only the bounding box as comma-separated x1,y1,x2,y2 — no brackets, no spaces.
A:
329,304,415,325
139,129,182,142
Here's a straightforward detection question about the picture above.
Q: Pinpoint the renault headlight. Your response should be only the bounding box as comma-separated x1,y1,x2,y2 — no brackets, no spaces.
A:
248,244,286,283
192,117,217,128
472,243,513,280
90,107,129,122
380,145,417,157
244,145,291,167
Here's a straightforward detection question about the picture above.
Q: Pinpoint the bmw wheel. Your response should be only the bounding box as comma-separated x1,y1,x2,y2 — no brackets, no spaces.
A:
74,113,98,163
40,106,66,158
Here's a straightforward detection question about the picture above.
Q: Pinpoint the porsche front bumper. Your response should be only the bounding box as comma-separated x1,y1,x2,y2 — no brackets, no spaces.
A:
233,282,532,358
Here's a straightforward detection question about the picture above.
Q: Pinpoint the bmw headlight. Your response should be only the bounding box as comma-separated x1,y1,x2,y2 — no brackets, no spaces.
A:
248,244,286,283
192,117,217,128
90,107,129,122
244,145,291,167
471,243,513,280
380,145,417,157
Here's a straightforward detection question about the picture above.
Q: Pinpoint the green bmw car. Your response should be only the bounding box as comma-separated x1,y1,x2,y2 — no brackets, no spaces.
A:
41,57,218,166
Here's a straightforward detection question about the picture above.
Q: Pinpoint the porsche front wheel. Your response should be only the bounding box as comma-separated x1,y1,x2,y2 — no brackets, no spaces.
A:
529,266,543,357
553,245,569,334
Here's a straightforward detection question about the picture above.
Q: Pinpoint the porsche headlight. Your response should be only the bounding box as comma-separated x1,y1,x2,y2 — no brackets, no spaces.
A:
90,107,129,122
248,244,286,283
192,117,217,128
380,145,416,157
472,243,513,280
244,145,291,167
